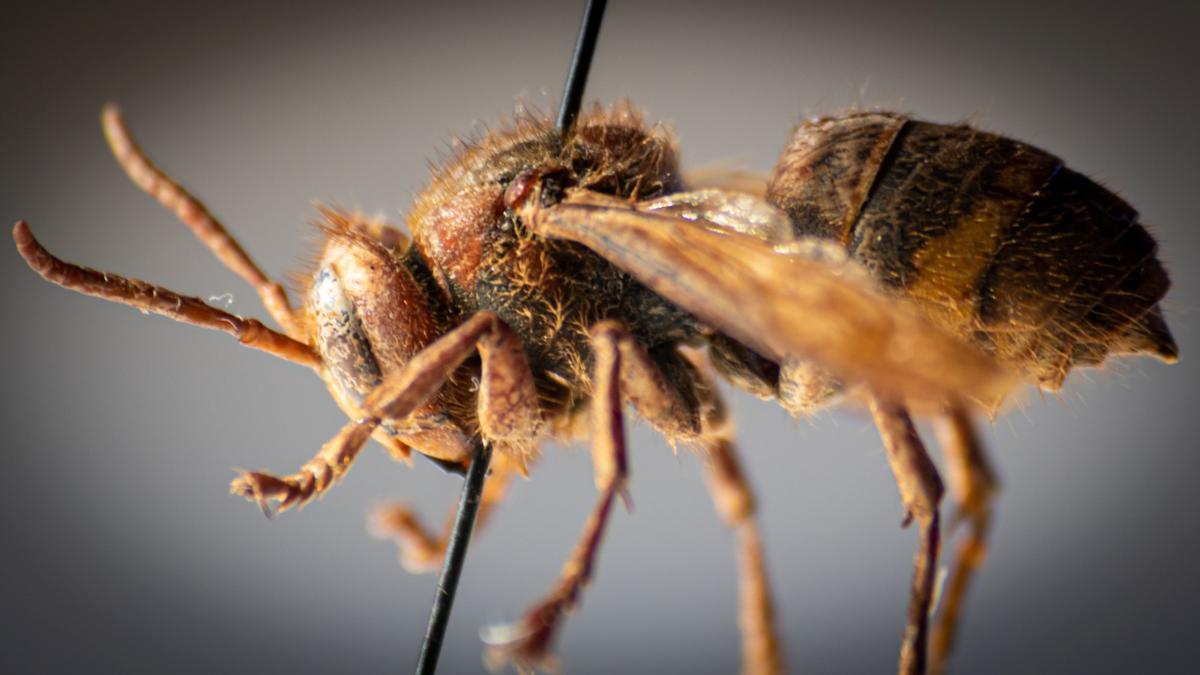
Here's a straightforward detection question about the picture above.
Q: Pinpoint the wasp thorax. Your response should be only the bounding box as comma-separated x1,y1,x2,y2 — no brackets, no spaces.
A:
408,104,682,298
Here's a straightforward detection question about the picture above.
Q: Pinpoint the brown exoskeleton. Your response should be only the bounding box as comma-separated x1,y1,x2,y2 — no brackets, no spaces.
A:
13,100,1175,675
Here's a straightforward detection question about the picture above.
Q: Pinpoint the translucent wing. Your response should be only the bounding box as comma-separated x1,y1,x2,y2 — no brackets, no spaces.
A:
518,188,1017,410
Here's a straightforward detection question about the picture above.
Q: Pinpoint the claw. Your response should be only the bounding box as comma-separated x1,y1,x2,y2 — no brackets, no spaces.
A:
481,600,566,674
230,471,308,517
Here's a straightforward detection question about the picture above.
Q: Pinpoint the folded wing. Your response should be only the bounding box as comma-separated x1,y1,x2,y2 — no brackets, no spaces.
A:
520,189,1016,410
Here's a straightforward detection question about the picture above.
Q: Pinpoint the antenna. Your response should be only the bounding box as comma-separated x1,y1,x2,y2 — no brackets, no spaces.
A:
413,2,606,673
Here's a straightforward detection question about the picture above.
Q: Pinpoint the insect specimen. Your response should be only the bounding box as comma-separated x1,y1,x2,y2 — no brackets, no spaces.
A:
13,75,1175,675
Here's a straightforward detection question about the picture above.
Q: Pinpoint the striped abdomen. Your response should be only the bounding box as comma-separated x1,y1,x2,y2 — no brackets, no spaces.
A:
767,112,1176,389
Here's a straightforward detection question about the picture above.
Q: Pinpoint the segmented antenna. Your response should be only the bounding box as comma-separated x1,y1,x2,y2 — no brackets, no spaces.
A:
413,2,606,673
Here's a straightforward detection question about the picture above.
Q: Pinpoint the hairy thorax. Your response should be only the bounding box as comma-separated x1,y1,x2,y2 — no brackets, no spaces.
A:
407,104,702,413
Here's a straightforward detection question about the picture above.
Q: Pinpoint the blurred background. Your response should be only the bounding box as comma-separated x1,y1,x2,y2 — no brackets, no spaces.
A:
3,0,1198,673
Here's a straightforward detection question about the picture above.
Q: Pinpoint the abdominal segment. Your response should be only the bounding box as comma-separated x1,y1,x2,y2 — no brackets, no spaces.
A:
768,112,1175,389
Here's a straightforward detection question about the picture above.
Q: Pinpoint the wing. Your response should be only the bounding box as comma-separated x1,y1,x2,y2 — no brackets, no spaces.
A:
682,164,770,198
519,188,1017,411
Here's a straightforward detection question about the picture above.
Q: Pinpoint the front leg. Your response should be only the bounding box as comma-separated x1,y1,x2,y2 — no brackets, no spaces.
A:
870,395,945,675
369,453,525,573
232,312,542,514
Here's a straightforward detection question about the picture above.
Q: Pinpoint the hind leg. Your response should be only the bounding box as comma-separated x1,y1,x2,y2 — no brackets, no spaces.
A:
930,406,998,675
869,395,945,675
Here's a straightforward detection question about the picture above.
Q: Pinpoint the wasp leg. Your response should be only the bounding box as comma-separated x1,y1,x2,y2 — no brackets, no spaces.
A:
484,321,700,673
101,104,301,337
369,454,522,573
930,407,998,675
677,350,784,675
701,434,784,675
13,221,319,368
869,395,945,675
231,312,541,514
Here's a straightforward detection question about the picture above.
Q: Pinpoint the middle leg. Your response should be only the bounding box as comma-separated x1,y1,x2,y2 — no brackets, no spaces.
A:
685,350,784,675
701,433,784,675
484,321,699,672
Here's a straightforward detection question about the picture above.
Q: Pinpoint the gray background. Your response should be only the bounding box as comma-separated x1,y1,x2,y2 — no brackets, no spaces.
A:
3,1,1198,673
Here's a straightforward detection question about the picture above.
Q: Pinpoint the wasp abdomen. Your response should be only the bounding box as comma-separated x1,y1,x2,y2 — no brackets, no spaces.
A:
768,113,1176,389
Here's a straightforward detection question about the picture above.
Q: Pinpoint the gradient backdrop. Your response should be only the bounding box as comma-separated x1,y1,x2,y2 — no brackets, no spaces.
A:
3,1,1198,673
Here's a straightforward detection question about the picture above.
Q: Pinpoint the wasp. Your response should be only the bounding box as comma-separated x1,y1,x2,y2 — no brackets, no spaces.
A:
13,89,1175,675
